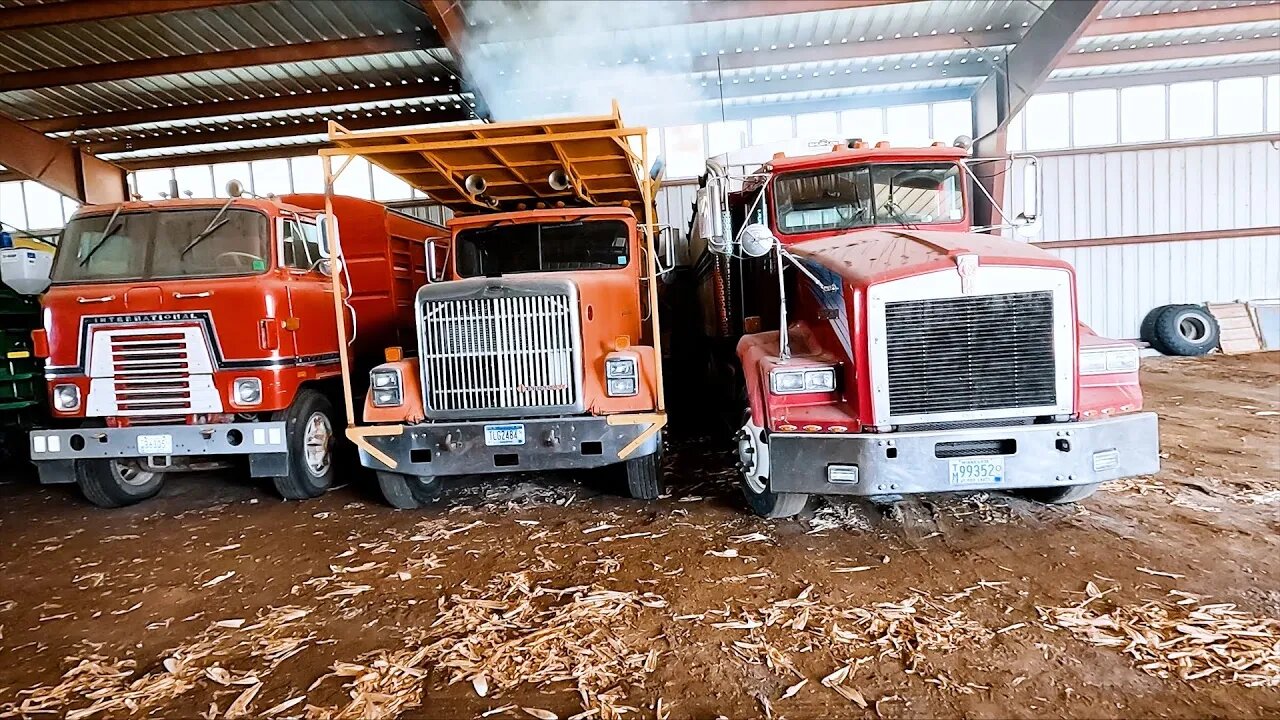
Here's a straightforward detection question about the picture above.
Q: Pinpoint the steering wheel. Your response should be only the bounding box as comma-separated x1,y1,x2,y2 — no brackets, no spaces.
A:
216,251,262,270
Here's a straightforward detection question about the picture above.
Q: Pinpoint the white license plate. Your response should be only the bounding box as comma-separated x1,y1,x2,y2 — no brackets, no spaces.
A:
483,424,525,447
137,434,174,455
948,456,1005,485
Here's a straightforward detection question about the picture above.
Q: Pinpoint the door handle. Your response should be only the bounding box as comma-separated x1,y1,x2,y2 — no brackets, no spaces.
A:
173,291,212,299
76,295,116,304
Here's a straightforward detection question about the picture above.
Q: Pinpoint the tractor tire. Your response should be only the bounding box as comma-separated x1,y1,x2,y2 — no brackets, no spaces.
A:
1147,304,1219,356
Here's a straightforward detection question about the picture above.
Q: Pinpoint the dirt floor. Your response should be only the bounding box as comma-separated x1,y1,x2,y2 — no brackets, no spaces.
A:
0,353,1277,720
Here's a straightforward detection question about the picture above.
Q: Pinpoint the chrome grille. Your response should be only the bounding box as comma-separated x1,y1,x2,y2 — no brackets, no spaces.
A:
108,331,196,414
884,291,1057,417
420,293,580,417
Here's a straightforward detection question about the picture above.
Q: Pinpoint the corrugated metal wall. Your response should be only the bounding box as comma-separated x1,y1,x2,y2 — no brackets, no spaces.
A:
655,137,1280,340
1020,138,1280,339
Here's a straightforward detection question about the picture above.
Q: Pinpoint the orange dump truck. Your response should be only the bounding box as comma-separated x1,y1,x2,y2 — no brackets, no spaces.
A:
319,109,671,508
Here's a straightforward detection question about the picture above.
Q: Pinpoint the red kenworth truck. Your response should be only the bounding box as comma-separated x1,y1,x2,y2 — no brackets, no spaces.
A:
28,187,444,507
687,139,1160,517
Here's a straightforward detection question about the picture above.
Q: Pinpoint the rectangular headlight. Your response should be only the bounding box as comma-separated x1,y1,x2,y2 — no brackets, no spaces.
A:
607,377,638,397
1080,347,1138,375
370,369,402,407
605,357,637,379
770,366,837,395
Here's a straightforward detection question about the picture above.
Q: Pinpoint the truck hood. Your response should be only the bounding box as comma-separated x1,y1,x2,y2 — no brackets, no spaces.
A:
787,228,1071,288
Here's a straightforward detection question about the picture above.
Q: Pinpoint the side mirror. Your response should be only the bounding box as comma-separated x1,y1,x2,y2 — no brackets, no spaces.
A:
426,241,445,283
1017,156,1041,236
315,213,336,259
312,258,333,277
225,179,244,198
739,223,777,258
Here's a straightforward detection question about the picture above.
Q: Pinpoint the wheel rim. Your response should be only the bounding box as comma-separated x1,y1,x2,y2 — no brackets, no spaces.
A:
737,413,769,495
303,411,333,476
1175,312,1208,342
112,461,155,487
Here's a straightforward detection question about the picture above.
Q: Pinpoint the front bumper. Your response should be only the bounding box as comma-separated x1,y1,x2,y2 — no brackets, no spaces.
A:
28,421,289,483
767,412,1159,496
353,415,662,477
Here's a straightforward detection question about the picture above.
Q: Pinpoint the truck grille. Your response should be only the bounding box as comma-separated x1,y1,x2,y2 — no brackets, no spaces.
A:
87,326,222,417
420,293,580,417
883,291,1057,418
108,331,196,413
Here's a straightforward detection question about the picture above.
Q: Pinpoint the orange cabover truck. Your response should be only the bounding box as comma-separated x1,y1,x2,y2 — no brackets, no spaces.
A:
28,188,445,507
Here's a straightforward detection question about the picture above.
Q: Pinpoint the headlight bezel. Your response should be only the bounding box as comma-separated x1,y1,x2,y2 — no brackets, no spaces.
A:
1079,346,1140,376
53,384,81,412
770,366,839,395
232,377,263,406
370,368,403,407
605,354,639,397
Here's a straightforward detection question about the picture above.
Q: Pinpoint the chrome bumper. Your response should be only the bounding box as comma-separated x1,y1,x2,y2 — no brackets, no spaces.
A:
766,412,1160,496
28,422,290,482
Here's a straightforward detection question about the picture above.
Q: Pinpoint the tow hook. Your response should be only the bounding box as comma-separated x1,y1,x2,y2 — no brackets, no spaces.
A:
440,432,461,452
545,429,560,448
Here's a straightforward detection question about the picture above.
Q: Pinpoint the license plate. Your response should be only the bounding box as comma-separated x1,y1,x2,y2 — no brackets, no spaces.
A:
948,456,1005,485
137,434,173,455
483,423,525,447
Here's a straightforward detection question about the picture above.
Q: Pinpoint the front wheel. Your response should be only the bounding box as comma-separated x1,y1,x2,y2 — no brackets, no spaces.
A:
623,438,665,500
737,411,808,519
376,471,439,509
1019,482,1100,505
270,389,337,500
75,459,164,508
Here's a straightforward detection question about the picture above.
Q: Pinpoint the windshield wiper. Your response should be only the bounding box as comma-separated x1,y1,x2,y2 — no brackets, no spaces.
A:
179,217,230,257
79,205,123,267
180,198,235,257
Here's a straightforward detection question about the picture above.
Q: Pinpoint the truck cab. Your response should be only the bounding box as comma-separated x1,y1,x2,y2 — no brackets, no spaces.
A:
688,140,1160,517
28,190,443,507
327,111,667,509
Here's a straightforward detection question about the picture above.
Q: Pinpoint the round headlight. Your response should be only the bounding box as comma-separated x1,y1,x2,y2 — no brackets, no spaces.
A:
53,384,81,411
234,378,262,405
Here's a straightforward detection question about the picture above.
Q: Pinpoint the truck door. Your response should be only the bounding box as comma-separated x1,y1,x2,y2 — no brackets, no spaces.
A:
279,216,339,367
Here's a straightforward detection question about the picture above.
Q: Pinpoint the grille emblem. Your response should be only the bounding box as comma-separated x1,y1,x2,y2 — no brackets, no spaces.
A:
955,253,979,294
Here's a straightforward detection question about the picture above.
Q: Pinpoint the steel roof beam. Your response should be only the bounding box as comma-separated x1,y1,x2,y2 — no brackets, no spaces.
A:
1058,36,1280,69
0,32,441,92
24,81,463,134
1087,3,1280,36
0,114,126,203
970,0,1106,230
418,0,490,120
0,0,260,31
72,104,474,154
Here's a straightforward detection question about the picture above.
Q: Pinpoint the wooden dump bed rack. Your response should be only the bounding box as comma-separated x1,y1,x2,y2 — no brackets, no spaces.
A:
325,105,647,212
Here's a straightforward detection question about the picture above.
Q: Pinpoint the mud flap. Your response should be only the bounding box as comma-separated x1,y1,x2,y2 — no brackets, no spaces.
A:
35,459,76,484
248,453,289,478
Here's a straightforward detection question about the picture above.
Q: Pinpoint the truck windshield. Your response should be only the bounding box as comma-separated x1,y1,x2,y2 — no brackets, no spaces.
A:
52,208,270,284
774,163,964,234
454,220,630,277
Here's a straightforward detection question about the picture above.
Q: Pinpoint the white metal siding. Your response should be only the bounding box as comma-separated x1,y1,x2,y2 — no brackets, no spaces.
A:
1019,139,1280,240
1021,138,1280,339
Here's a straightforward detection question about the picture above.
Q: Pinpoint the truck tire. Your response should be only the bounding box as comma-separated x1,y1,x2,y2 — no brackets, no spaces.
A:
1021,482,1100,505
270,389,337,500
376,471,439,509
1146,304,1219,356
737,408,808,519
75,459,164,508
623,439,665,500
